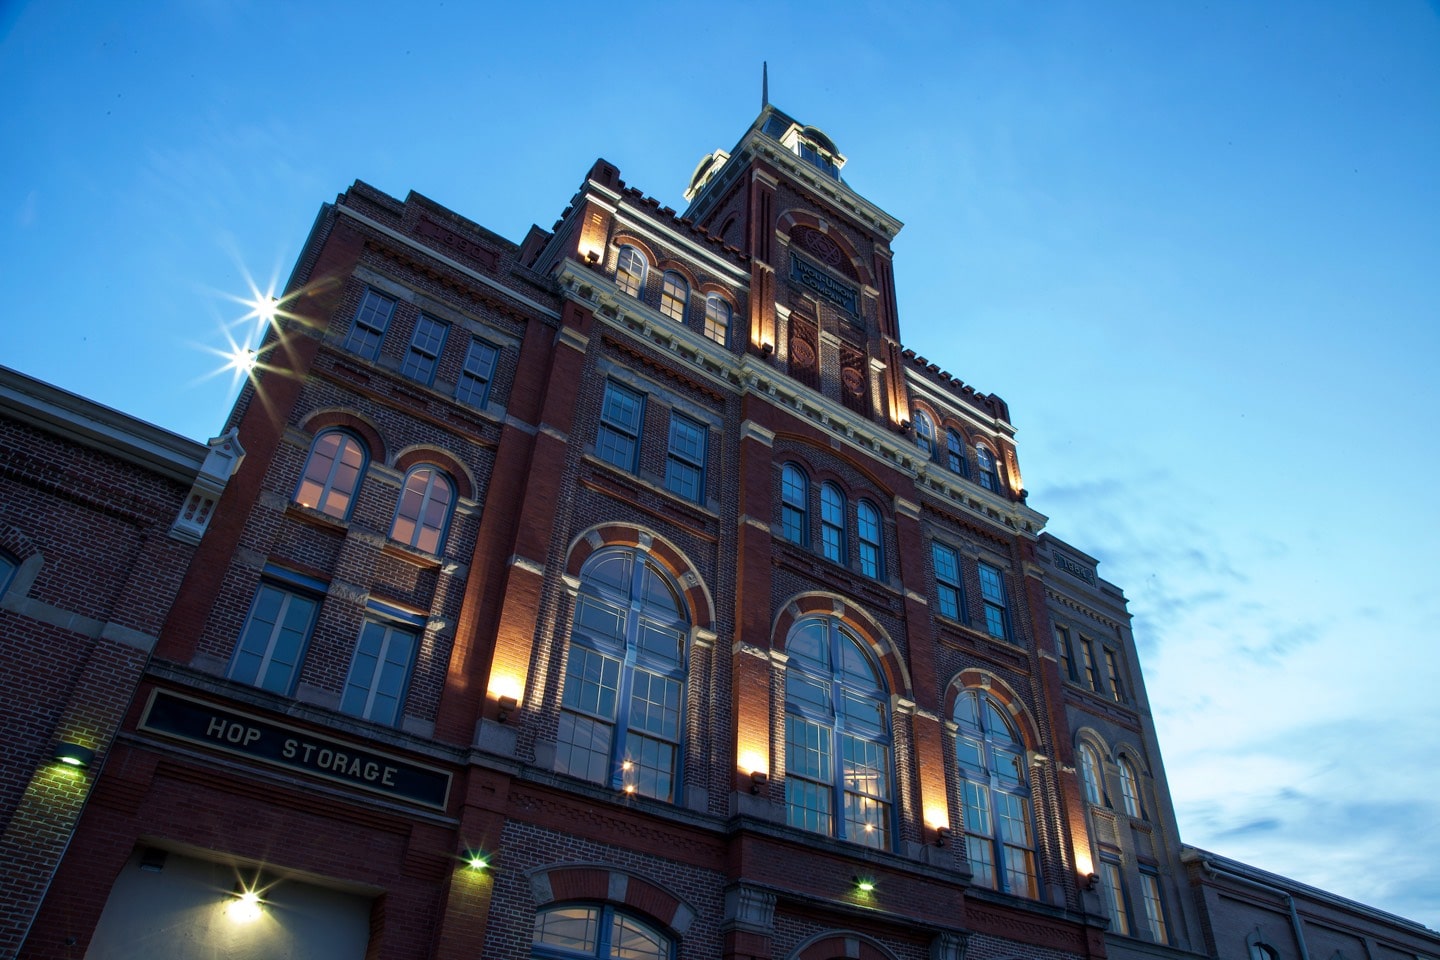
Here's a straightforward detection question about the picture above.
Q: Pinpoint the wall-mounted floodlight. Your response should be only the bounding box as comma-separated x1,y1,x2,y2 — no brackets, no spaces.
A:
53,742,94,769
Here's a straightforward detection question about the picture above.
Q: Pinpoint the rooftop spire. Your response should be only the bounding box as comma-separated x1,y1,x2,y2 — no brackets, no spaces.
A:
762,61,769,108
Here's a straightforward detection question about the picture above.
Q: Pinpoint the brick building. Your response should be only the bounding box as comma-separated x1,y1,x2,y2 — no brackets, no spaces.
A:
0,366,240,956
14,105,1436,960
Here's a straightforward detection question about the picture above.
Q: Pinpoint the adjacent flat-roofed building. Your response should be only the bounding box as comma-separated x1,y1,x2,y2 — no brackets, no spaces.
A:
0,366,239,956
15,105,1436,960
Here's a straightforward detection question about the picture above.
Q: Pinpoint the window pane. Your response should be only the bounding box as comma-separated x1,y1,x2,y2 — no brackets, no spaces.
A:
659,271,688,321
611,914,668,960
456,339,498,406
562,646,621,719
704,295,730,343
556,711,613,784
598,382,643,470
616,247,645,297
534,907,599,951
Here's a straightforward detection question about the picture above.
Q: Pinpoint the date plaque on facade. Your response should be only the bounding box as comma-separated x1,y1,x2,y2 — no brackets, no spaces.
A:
139,689,451,810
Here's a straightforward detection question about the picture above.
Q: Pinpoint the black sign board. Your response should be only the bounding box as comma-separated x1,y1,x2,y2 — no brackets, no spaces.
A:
139,689,451,810
790,254,860,316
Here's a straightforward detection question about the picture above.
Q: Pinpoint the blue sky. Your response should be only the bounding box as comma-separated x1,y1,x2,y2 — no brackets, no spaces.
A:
4,0,1438,930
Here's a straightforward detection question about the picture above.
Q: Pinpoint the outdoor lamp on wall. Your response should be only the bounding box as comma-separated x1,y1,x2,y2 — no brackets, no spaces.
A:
496,695,518,724
53,742,94,769
934,826,952,848
749,770,769,794
853,876,876,894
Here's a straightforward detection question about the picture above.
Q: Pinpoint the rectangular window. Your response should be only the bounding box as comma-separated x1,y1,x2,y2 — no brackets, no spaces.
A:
932,542,964,621
341,617,418,726
664,414,706,503
455,338,499,407
1101,861,1130,935
1055,625,1076,680
1140,872,1168,943
400,314,448,385
785,715,833,836
596,381,644,471
343,289,396,360
1104,648,1128,703
1080,638,1102,692
229,582,320,695
557,645,621,785
978,562,1010,640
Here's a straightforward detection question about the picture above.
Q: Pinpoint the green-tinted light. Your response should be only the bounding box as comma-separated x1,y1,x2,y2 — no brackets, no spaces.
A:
466,853,489,871
855,877,875,893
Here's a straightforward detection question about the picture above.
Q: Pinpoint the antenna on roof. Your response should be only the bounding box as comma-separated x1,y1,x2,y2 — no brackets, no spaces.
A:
762,61,769,108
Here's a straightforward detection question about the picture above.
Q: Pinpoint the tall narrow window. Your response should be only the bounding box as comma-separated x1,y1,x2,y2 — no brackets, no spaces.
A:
1078,743,1105,805
343,288,395,360
784,617,890,849
0,550,16,597
1104,648,1128,702
455,338,499,407
1140,872,1168,943
1081,638,1103,692
1119,757,1142,818
597,381,644,471
1100,861,1130,935
703,294,730,344
932,542,964,621
390,466,455,554
294,430,366,520
556,547,688,802
1055,625,1076,681
857,500,883,579
978,562,1010,640
659,271,688,321
820,483,846,564
401,315,448,385
914,410,936,456
341,616,418,726
954,690,1039,897
781,463,808,546
533,905,671,960
946,429,968,476
976,443,999,492
615,246,646,297
664,414,706,503
230,582,320,695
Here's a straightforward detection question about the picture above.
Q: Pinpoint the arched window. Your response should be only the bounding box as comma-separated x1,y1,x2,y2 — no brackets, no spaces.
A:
533,904,672,960
914,410,936,456
1078,742,1105,805
659,271,688,322
976,443,999,492
954,690,1039,897
857,500,883,579
780,464,808,546
615,246,646,297
784,616,891,849
703,294,730,344
1119,757,1142,818
946,429,968,476
556,547,688,802
294,429,367,520
820,482,846,564
389,466,455,554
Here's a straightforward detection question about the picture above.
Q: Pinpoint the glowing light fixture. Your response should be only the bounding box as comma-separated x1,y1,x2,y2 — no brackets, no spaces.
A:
229,884,264,923
465,851,490,872
854,876,876,894
495,695,518,724
748,770,769,795
934,826,952,848
53,742,94,769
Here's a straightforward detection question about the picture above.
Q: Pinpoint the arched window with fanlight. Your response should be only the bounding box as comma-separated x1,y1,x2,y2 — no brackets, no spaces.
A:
914,410,936,457
1078,742,1106,806
615,246,646,298
659,271,688,322
294,429,367,520
532,904,673,960
780,463,809,546
556,547,688,803
946,428,969,477
784,616,891,849
389,465,454,554
976,442,1000,492
954,689,1039,898
703,294,730,344
1119,756,1143,818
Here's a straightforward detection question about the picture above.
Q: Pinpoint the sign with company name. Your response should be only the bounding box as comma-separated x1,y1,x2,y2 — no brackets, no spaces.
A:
139,690,451,810
790,253,859,316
